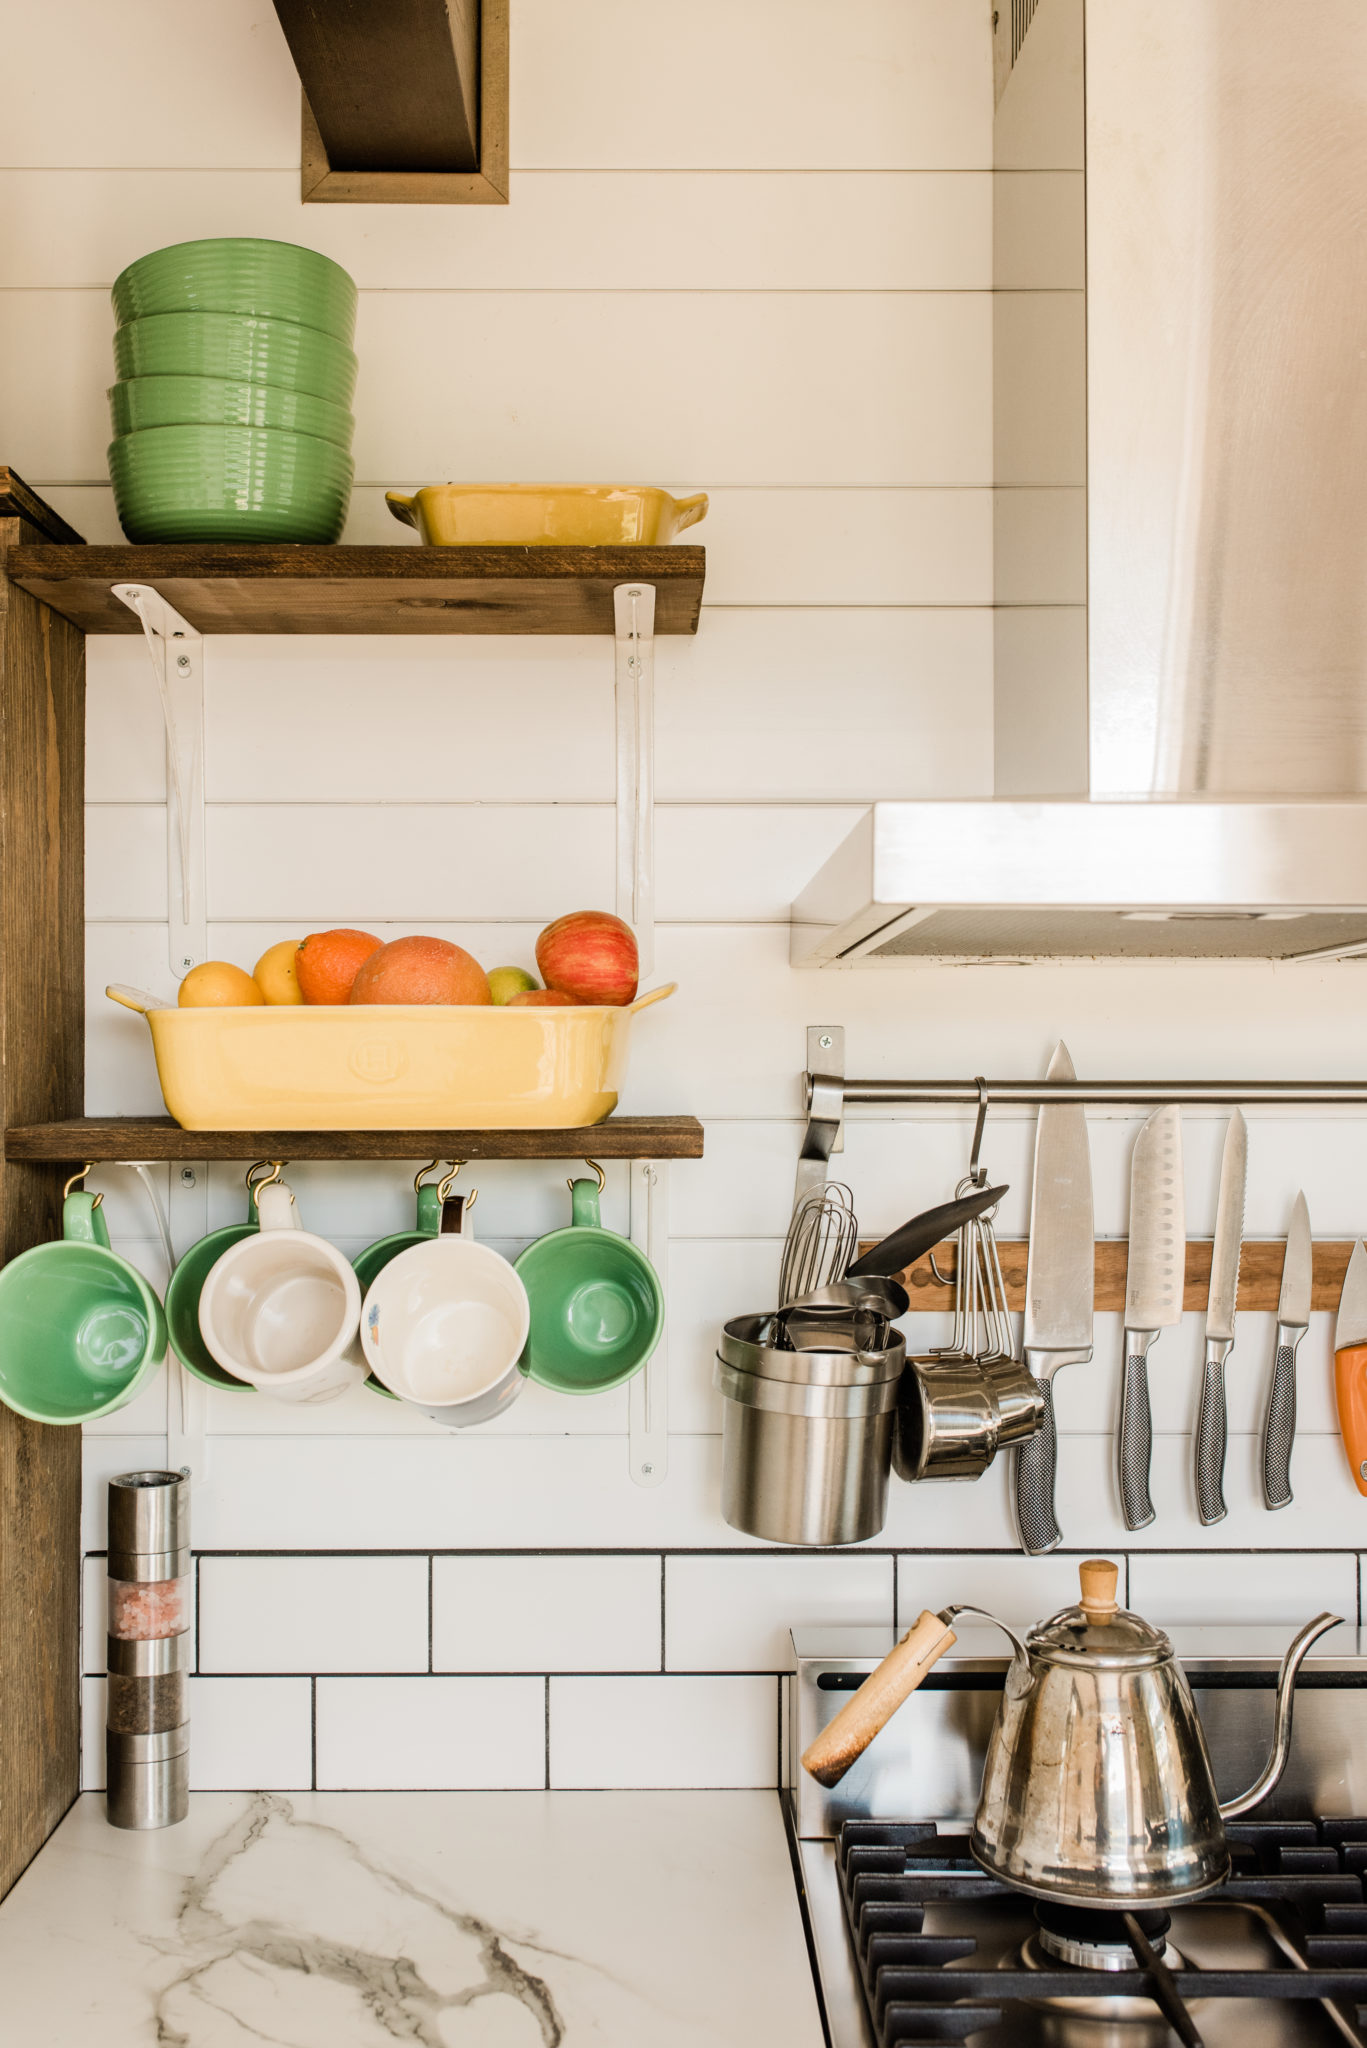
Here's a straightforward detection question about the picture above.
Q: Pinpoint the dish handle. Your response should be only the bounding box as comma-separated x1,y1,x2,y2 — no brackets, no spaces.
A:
385,490,419,531
671,493,708,535
627,982,677,1015
106,982,173,1014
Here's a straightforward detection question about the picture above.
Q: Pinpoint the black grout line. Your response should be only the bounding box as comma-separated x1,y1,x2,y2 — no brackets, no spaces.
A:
103,1545,1367,1558
544,1677,551,1792
310,1678,317,1792
194,1553,201,1675
427,1557,434,1675
659,1554,667,1672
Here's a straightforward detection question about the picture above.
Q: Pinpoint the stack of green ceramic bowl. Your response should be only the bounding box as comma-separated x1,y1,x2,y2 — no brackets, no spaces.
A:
107,239,358,543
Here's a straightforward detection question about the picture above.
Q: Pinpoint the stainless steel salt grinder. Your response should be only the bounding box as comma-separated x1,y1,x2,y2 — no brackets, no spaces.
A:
105,1469,191,1829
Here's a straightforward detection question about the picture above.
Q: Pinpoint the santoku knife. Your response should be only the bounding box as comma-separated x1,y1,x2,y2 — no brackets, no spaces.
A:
1335,1241,1367,1498
1013,1041,1095,1555
1195,1110,1247,1526
1119,1107,1185,1531
1263,1191,1311,1510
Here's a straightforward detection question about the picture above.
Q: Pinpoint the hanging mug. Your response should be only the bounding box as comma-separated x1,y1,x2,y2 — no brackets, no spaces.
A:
515,1162,664,1394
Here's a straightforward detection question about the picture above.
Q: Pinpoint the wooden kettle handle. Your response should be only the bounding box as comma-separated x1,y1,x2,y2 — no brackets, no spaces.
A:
800,1610,957,1789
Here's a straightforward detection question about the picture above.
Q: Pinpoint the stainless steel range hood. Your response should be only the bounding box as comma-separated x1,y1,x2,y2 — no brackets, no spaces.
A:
792,0,1367,966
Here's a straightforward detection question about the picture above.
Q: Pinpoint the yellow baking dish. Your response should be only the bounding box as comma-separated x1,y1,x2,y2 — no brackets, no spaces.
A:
106,984,675,1130
385,484,708,547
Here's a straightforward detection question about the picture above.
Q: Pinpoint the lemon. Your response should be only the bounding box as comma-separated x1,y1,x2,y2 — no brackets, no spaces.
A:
178,961,265,1008
487,965,538,1004
253,939,305,1005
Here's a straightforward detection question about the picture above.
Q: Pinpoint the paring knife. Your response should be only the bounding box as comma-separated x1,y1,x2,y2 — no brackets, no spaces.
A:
1013,1041,1095,1556
1195,1110,1247,1527
1118,1107,1185,1531
1334,1241,1367,1498
1263,1191,1311,1510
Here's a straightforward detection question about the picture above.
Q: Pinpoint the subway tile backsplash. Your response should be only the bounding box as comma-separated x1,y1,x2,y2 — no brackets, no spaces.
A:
549,1675,778,1790
431,1553,662,1674
199,1555,430,1675
315,1678,546,1792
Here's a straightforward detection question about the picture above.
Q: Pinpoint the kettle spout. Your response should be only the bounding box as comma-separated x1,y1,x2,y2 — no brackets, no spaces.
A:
1218,1612,1344,1820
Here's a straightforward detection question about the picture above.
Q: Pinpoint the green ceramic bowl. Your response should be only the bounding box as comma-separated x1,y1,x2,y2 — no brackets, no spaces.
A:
109,423,353,543
109,375,354,450
515,1177,664,1394
114,311,358,405
0,1193,167,1425
112,238,357,344
165,1222,257,1392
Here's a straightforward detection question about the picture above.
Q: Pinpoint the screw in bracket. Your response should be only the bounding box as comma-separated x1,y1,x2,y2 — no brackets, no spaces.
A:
179,1168,197,1190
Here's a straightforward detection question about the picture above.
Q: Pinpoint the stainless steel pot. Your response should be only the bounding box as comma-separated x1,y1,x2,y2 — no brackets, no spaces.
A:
801,1558,1344,1907
714,1319,904,1545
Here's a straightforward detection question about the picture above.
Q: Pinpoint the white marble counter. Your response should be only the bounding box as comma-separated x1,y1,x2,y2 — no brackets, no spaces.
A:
0,1790,824,2045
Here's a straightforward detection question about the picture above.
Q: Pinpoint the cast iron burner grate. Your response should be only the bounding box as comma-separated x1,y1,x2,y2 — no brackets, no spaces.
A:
836,1818,1367,2048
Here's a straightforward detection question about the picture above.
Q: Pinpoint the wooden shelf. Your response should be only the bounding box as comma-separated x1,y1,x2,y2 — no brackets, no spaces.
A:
6,544,705,637
874,1237,1347,1316
4,1115,704,1163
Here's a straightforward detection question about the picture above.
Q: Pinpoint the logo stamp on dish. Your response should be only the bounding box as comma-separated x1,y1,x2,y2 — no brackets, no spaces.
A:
348,1040,408,1084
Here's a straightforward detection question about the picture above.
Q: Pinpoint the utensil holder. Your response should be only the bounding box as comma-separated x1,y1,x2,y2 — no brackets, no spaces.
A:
105,1470,190,1830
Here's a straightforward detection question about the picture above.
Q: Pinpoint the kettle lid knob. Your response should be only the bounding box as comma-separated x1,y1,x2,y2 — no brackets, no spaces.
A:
1078,1558,1120,1622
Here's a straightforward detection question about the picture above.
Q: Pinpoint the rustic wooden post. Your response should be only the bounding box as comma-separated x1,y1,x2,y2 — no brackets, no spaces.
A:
0,470,86,1898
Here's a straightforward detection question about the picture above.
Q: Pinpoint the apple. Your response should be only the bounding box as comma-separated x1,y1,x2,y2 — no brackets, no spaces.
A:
488,965,539,1005
536,910,638,1006
507,988,579,1007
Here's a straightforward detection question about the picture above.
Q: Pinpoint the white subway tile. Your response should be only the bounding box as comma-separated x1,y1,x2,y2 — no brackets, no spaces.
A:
315,1677,544,1789
198,1556,429,1674
550,1675,777,1788
1129,1553,1358,1627
81,1676,313,1790
432,1554,661,1673
897,1553,1111,1629
667,1555,893,1670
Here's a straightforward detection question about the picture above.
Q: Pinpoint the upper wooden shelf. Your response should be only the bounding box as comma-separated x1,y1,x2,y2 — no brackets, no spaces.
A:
4,1115,704,1163
6,544,705,637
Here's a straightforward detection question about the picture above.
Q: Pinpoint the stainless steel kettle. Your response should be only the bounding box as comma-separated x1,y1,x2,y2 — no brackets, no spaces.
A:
801,1558,1342,1908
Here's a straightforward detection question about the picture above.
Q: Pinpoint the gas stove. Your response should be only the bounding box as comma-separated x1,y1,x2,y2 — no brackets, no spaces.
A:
787,1624,1367,2048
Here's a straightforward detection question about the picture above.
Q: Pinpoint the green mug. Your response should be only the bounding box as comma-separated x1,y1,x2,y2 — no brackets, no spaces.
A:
353,1170,450,1398
515,1169,664,1393
0,1189,167,1425
165,1188,261,1394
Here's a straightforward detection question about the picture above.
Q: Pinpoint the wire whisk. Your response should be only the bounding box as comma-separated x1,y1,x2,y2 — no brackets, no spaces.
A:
779,1182,859,1307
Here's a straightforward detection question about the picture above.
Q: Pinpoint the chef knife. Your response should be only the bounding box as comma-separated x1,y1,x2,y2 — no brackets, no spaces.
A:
1194,1109,1247,1527
1013,1041,1094,1556
1118,1107,1185,1531
1262,1191,1311,1510
1334,1240,1367,1498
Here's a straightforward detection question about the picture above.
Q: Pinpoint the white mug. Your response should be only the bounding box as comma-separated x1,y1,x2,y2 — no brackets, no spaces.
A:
198,1181,364,1404
361,1198,528,1428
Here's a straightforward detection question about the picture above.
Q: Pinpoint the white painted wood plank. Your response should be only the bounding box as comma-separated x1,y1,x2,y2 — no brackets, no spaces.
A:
993,487,1086,603
86,638,168,801
514,0,993,171
4,290,994,486
86,805,166,919
994,171,1085,288
0,169,992,290
656,806,867,922
994,291,1087,486
205,804,615,922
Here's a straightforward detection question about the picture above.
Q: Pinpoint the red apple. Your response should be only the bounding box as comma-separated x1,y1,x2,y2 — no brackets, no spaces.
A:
507,988,579,1007
536,911,639,1006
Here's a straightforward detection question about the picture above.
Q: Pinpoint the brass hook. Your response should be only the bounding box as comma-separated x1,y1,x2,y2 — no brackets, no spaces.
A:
437,1164,476,1211
245,1159,276,1192
413,1159,449,1193
567,1157,607,1195
62,1163,103,1209
249,1161,286,1209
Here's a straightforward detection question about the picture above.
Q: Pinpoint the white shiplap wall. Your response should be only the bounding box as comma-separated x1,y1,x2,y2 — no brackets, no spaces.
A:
4,0,1366,1793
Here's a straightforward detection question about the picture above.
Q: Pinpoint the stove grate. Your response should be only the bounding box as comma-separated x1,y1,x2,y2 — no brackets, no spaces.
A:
836,1819,1367,2048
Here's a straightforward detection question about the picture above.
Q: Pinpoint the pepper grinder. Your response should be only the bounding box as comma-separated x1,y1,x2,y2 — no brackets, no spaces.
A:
105,1469,190,1829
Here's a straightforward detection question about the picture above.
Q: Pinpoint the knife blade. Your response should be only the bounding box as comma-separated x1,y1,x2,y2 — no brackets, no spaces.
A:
1013,1041,1094,1556
1334,1240,1367,1498
1263,1191,1311,1509
1194,1110,1247,1527
1118,1106,1185,1531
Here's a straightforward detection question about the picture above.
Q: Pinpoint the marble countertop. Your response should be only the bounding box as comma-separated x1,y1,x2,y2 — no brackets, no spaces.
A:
0,1790,825,2045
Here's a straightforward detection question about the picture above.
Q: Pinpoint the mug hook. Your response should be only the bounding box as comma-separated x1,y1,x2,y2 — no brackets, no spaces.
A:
413,1159,450,1193
436,1164,476,1210
249,1161,288,1209
567,1157,607,1195
968,1078,990,1189
62,1162,103,1209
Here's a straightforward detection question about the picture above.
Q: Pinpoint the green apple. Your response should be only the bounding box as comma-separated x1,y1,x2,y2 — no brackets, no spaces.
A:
488,965,539,1005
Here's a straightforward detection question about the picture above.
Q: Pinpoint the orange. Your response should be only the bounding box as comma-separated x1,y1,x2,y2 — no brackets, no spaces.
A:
253,939,305,1005
295,928,381,1004
178,961,264,1008
350,935,491,1005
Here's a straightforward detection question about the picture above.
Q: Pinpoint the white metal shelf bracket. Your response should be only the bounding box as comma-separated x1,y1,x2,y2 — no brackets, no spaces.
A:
614,583,656,978
628,1158,668,1486
113,583,206,982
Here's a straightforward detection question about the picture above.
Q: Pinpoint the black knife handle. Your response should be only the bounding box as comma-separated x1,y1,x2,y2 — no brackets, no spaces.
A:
1195,1349,1228,1526
1263,1332,1299,1510
1014,1377,1060,1554
1118,1346,1155,1531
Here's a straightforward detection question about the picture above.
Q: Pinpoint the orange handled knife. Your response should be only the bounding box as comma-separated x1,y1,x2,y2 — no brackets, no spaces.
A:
1334,1240,1367,1497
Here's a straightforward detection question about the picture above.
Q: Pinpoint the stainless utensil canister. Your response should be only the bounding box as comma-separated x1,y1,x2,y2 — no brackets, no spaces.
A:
106,1469,190,1829
715,1317,904,1545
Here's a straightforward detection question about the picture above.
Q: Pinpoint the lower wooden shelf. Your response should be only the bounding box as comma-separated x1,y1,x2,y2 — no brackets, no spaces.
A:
872,1237,1347,1315
4,1115,704,1163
